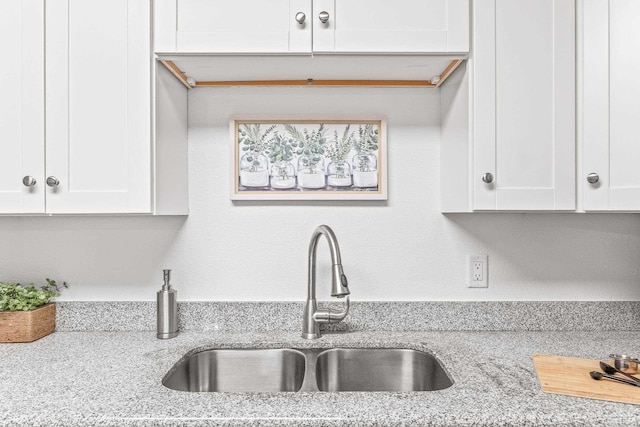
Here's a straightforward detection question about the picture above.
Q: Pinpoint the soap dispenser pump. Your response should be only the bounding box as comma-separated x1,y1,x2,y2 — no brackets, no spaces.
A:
157,269,178,339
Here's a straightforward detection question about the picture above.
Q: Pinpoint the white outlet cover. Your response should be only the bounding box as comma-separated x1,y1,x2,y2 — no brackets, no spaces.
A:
466,254,488,288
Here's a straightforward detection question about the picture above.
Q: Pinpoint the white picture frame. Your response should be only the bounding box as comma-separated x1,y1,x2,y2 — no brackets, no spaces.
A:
230,116,387,201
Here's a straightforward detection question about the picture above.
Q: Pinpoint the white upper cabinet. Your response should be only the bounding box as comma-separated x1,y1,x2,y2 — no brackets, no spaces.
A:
311,0,468,53
46,0,152,214
0,0,187,215
154,0,469,54
441,0,576,212
155,0,312,53
473,0,575,211
582,0,640,211
0,0,45,214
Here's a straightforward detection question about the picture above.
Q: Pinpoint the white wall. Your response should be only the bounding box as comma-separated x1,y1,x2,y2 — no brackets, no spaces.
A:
1,86,640,301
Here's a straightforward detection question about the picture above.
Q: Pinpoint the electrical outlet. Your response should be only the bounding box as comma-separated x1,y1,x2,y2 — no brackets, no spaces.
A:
466,254,488,288
473,261,483,281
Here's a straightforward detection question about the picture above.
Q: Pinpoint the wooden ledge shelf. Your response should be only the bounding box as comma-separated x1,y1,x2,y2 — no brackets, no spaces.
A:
158,56,465,89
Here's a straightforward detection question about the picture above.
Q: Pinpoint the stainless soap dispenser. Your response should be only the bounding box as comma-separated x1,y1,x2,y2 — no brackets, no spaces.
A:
157,269,178,339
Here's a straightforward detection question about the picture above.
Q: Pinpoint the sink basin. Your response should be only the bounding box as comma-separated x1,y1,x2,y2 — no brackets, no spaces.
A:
163,347,453,393
315,348,453,392
162,348,306,392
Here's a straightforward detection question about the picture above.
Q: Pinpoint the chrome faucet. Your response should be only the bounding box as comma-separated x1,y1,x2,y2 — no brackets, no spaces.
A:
302,225,350,339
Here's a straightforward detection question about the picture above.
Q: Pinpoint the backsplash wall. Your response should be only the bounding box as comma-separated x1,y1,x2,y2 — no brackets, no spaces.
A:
1,87,640,301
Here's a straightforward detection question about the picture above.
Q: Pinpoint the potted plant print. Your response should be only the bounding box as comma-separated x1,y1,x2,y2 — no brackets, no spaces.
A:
325,125,354,188
352,124,379,188
0,279,67,343
267,131,297,189
286,124,328,189
238,124,275,188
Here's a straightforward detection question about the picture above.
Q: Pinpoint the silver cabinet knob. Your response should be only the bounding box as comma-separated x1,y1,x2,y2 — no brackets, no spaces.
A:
22,176,37,187
295,12,306,24
481,172,494,184
46,176,60,187
318,11,330,23
586,173,599,184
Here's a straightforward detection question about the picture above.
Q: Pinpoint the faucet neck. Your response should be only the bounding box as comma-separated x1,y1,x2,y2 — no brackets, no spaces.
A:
308,225,350,298
303,225,351,340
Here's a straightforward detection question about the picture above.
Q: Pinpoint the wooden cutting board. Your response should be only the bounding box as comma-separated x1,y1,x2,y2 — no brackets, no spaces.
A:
533,354,640,405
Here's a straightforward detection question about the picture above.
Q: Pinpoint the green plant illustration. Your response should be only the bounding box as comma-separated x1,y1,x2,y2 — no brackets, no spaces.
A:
0,279,68,311
267,131,297,182
325,125,354,162
353,124,379,153
285,124,328,174
353,124,379,172
267,131,297,163
272,165,288,181
239,124,276,154
297,155,321,174
239,124,275,172
285,124,327,156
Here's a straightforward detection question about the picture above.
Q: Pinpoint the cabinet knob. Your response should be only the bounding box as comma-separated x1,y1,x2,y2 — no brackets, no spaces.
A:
481,172,494,184
318,11,330,23
22,176,37,187
586,173,599,184
295,12,306,24
46,176,60,187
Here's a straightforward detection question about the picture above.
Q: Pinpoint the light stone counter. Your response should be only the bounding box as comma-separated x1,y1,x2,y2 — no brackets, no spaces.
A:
2,330,640,426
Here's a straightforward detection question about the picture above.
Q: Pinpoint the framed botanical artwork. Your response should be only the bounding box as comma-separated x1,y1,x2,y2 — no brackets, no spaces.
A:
230,116,387,200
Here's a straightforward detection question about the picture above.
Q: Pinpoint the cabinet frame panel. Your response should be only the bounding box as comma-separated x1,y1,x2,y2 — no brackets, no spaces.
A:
472,0,575,211
45,0,152,214
0,0,46,214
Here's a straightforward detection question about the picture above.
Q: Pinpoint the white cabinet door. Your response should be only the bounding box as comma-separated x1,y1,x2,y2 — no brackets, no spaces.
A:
155,0,313,53
582,0,640,211
0,0,45,214
155,0,468,54
472,0,575,210
312,0,468,53
46,0,151,214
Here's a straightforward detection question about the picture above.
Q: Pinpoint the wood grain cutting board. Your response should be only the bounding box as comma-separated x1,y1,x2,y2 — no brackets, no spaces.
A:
533,354,640,405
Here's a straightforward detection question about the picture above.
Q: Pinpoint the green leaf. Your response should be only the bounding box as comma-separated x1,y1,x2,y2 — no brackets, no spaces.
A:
0,280,66,312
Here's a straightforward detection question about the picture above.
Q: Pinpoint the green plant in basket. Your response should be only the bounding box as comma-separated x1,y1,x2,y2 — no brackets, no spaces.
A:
0,279,67,311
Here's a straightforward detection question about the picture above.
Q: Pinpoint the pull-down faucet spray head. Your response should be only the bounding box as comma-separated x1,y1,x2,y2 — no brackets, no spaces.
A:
331,264,349,297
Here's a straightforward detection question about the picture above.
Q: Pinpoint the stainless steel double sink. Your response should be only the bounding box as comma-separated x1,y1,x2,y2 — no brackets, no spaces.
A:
162,348,453,393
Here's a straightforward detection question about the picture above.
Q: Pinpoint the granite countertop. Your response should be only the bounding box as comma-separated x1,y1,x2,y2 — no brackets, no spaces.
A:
2,330,640,426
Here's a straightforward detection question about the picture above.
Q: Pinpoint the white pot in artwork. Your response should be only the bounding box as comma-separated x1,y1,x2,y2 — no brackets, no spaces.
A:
298,172,326,189
239,151,269,187
352,152,378,188
270,160,296,189
353,171,378,188
271,177,296,189
327,176,352,187
297,154,326,189
240,170,269,187
327,160,352,187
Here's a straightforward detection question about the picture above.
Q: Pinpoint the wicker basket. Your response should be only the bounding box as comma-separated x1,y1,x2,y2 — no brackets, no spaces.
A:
0,303,56,343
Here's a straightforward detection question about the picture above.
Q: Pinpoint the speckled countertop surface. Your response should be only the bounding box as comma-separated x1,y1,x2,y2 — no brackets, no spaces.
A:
2,330,640,426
